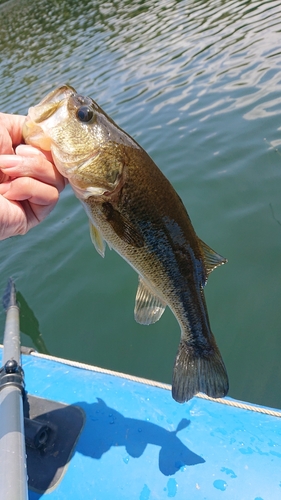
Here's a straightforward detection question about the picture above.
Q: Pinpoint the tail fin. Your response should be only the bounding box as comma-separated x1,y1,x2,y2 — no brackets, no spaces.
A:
172,340,229,403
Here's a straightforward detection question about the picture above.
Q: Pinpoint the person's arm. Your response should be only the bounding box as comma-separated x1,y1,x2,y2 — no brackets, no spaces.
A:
0,112,66,240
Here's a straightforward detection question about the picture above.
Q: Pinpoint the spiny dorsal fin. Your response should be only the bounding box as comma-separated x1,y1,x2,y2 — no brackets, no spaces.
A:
134,277,166,325
199,239,227,277
89,220,106,258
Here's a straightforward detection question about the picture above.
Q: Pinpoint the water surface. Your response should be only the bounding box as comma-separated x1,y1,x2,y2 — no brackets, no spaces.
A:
1,0,281,408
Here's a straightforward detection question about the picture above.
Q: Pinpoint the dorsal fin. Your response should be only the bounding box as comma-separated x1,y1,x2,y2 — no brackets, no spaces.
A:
134,277,166,325
199,239,227,277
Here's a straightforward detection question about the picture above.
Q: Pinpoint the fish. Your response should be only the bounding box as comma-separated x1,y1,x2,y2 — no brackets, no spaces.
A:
23,85,229,403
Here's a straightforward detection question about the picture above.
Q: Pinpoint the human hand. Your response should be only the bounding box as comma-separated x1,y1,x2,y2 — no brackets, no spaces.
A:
0,112,67,240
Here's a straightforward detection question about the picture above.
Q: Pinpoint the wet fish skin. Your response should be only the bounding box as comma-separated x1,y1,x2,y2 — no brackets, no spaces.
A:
23,85,229,403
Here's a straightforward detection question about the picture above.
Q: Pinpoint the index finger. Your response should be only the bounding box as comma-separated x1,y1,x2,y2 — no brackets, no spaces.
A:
0,113,26,147
0,147,67,193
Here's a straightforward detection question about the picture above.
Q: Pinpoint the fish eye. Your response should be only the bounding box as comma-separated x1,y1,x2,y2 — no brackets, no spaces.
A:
76,106,94,123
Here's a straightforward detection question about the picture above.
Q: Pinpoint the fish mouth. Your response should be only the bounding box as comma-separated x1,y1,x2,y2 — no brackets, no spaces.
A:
23,120,51,150
23,85,77,151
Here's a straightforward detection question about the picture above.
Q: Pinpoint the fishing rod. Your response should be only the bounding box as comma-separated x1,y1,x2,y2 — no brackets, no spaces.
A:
0,278,28,500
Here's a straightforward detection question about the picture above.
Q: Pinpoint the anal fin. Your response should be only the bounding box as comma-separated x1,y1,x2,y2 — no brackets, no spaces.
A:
134,277,166,325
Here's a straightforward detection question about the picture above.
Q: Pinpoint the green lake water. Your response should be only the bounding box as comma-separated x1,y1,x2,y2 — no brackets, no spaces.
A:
1,0,281,409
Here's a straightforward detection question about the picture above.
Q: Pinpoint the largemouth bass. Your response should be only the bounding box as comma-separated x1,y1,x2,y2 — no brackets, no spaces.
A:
23,85,229,403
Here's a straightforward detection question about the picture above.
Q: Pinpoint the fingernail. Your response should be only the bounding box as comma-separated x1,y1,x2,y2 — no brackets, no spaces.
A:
0,155,23,168
15,145,43,156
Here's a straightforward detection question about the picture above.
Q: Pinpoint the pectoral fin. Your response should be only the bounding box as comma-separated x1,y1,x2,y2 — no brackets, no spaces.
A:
89,221,106,257
134,277,166,325
101,202,144,248
199,239,227,278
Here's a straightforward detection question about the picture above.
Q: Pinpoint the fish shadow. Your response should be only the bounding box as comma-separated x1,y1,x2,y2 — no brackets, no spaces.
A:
26,396,205,497
76,398,205,475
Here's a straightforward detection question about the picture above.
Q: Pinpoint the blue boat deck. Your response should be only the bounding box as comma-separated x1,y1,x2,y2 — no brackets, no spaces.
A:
0,347,280,499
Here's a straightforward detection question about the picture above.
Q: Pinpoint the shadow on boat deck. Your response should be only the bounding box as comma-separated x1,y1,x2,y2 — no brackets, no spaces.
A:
26,396,205,496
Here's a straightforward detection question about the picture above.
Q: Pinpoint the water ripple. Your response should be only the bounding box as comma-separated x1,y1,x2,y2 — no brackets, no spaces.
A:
0,0,280,123
1,0,281,407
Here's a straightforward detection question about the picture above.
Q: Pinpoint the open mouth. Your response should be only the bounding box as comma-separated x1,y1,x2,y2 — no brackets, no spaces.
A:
38,85,76,106
29,86,75,124
23,85,77,151
22,119,52,151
